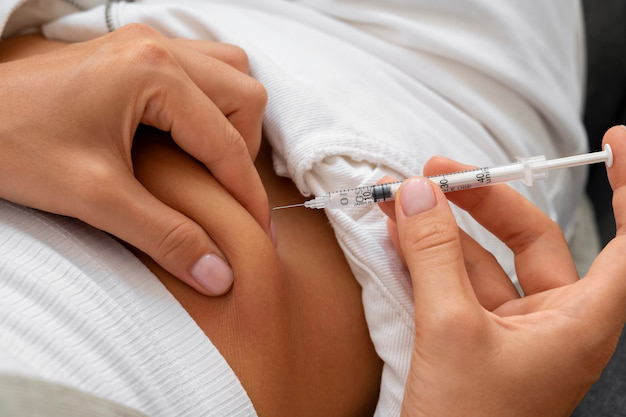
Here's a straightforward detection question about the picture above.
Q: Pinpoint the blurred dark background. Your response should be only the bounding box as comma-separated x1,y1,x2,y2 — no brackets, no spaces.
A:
582,0,626,247
572,2,626,416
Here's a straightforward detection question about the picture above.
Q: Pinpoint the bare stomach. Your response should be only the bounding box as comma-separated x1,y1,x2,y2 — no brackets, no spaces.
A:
132,129,383,417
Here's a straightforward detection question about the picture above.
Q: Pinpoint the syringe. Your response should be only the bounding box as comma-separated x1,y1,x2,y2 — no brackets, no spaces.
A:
273,145,613,211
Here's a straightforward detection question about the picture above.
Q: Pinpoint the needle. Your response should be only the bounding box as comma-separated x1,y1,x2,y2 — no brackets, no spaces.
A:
272,203,306,210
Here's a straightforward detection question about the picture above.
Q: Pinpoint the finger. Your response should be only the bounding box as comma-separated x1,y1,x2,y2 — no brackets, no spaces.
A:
79,161,233,297
604,125,626,236
395,177,479,315
171,39,251,73
384,174,518,309
135,52,271,236
390,210,519,309
424,156,578,295
458,229,520,310
113,25,265,159
584,125,626,322
164,37,266,159
584,237,626,325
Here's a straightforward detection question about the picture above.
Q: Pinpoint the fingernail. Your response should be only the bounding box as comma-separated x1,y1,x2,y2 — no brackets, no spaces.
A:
401,178,436,217
191,254,234,295
270,220,278,247
619,125,626,132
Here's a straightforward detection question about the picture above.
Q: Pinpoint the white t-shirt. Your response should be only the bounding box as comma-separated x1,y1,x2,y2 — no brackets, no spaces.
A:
0,1,589,415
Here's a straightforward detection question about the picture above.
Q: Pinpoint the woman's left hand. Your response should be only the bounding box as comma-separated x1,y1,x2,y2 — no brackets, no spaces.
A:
0,29,269,296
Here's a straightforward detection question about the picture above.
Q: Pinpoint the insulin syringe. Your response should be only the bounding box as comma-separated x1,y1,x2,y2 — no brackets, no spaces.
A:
273,145,613,211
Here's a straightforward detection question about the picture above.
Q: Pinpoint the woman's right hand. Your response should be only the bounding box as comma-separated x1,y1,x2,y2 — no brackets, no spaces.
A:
385,126,626,416
0,25,270,296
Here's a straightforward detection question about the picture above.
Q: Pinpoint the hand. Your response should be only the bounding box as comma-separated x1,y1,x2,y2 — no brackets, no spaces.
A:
0,26,271,296
382,125,626,417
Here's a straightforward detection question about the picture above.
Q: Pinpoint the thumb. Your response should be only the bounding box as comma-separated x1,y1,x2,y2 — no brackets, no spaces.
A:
395,177,476,311
585,125,626,321
86,175,233,297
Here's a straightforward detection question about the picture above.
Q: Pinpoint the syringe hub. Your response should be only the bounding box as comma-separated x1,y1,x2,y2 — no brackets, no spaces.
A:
303,195,329,209
517,155,548,186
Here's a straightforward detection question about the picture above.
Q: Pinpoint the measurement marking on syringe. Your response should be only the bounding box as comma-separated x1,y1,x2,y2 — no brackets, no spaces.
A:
477,167,491,183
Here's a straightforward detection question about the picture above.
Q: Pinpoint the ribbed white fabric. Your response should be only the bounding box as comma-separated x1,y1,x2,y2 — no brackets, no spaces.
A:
0,3,257,415
1,1,591,416
0,200,256,416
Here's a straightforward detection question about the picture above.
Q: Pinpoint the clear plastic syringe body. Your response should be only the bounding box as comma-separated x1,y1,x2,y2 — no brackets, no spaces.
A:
303,163,526,210
301,146,613,210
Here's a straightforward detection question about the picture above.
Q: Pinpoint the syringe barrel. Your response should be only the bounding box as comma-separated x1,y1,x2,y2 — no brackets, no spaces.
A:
305,148,611,210
324,182,403,209
428,163,528,193
323,163,532,209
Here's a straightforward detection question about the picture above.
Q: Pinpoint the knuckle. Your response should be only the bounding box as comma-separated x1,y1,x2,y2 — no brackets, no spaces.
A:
153,219,200,264
251,79,269,110
221,44,250,73
404,217,460,258
126,38,175,67
507,218,563,254
203,124,251,169
422,304,488,347
71,160,124,220
219,120,250,153
226,130,252,160
79,160,120,201
239,77,268,113
116,23,163,40
402,216,465,277
109,26,175,71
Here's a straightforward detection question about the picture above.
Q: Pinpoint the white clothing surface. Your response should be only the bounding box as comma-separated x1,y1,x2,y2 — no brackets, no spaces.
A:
0,200,256,416
0,1,591,416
